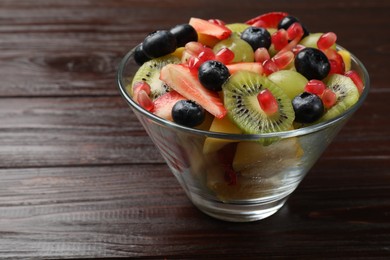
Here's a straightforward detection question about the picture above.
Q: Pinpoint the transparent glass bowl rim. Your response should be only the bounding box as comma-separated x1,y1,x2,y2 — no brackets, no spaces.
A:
117,44,370,141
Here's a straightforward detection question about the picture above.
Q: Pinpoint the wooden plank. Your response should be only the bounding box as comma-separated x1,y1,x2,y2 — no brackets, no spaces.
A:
0,160,388,258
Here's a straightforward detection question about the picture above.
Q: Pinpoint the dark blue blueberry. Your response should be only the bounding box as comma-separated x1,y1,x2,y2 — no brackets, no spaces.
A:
277,15,310,38
169,24,198,47
198,60,230,92
240,26,271,50
295,47,330,80
292,92,324,123
142,30,177,58
134,44,151,66
172,100,205,127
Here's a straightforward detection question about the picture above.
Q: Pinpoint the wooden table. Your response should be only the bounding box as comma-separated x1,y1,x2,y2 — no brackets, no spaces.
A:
1,0,389,258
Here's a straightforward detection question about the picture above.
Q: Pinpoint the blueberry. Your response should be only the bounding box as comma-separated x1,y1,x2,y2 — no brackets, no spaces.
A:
198,60,230,92
172,100,205,127
134,44,151,66
169,24,198,47
295,48,330,80
240,26,271,50
277,15,309,38
292,92,324,123
142,30,177,58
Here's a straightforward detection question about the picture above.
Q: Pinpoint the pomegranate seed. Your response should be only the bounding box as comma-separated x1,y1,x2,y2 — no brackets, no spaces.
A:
287,22,304,41
215,47,235,64
254,47,270,63
324,49,345,75
132,81,151,100
271,29,288,51
321,88,337,109
257,89,279,115
292,44,306,55
262,59,279,75
345,70,364,95
137,89,154,111
317,32,337,51
304,79,326,96
272,50,294,69
187,56,202,75
198,49,216,63
185,41,206,56
208,18,226,26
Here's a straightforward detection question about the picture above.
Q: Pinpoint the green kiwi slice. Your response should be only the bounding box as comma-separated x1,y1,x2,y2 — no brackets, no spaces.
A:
222,71,295,134
320,74,359,122
129,54,180,99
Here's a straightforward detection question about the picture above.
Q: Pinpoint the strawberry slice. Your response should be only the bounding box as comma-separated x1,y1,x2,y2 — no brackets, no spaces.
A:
246,11,289,28
160,64,227,119
152,90,187,121
189,17,232,40
226,62,263,75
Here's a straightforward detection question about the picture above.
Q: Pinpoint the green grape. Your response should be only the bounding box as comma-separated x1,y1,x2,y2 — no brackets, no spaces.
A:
213,36,254,63
299,33,336,49
268,70,308,100
225,23,250,35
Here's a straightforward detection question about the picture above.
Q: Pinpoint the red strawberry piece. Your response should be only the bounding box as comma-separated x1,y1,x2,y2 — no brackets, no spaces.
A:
189,17,232,40
152,91,187,121
257,89,279,115
345,70,364,95
160,64,227,119
246,11,289,28
226,62,263,75
304,79,326,96
208,18,226,26
321,88,337,109
217,143,238,185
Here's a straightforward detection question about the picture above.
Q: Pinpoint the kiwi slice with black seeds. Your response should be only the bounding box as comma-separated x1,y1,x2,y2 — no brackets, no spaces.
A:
130,54,180,99
222,71,295,134
320,74,359,122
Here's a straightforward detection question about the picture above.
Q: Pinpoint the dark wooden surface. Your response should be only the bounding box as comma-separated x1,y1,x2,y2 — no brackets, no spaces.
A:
0,0,389,258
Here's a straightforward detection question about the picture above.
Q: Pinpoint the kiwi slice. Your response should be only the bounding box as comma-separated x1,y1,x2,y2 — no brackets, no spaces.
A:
320,74,360,122
222,71,295,134
129,54,180,99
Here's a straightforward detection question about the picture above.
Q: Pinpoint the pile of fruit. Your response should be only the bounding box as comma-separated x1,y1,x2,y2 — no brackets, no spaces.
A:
128,12,364,135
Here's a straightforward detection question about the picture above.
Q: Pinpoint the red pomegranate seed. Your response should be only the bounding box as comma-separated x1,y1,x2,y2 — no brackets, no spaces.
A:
262,59,279,76
345,70,364,95
257,89,279,115
198,48,216,63
321,89,337,109
137,89,154,111
271,29,288,51
187,56,202,75
254,47,270,63
185,41,206,56
317,32,337,51
304,79,326,96
272,50,294,69
287,22,304,41
132,81,151,99
208,18,226,26
292,44,306,55
215,47,235,64
324,49,345,75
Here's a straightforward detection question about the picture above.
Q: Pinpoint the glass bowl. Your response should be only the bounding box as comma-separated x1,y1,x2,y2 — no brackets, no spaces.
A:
117,45,369,222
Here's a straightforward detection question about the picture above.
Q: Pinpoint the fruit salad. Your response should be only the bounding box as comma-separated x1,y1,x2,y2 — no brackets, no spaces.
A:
126,12,365,201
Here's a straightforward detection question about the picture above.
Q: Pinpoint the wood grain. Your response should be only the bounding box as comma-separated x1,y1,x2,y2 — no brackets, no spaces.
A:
0,0,389,258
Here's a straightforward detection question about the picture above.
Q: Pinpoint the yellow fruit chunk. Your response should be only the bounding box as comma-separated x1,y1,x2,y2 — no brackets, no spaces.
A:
232,138,304,178
338,49,351,71
197,33,220,48
172,47,185,59
203,116,242,154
